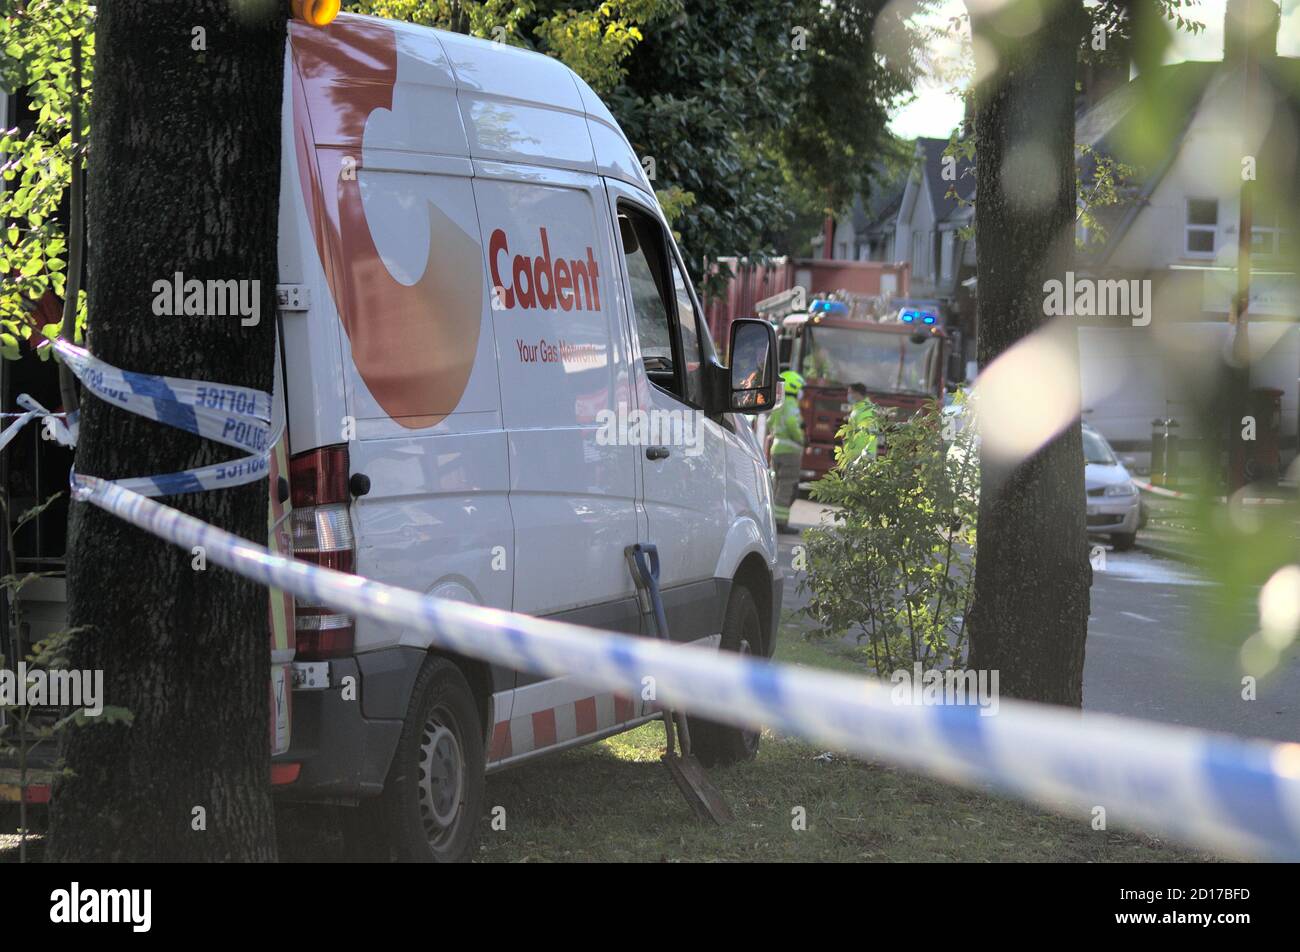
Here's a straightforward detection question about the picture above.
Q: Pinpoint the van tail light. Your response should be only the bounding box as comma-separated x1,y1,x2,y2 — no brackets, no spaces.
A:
289,445,356,659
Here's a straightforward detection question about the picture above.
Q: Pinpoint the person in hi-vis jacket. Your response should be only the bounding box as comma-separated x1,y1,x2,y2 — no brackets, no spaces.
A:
769,371,805,532
839,382,882,468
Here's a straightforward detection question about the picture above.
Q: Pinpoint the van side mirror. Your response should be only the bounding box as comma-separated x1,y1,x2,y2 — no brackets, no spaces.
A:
727,318,778,414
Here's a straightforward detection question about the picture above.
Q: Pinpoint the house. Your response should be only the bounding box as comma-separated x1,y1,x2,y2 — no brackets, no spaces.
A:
892,136,976,301
819,143,976,365
817,161,910,262
1071,0,1299,454
840,0,1297,461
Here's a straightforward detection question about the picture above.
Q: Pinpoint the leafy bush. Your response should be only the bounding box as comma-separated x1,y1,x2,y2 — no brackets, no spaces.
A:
799,394,978,675
0,0,93,357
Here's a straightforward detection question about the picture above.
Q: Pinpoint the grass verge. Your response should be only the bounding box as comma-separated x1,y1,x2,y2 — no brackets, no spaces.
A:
3,629,1212,862
472,630,1208,862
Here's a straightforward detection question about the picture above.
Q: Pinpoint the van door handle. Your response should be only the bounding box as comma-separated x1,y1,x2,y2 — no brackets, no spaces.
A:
645,446,671,460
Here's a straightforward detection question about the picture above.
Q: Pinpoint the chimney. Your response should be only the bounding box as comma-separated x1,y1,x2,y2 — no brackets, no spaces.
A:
1224,0,1280,63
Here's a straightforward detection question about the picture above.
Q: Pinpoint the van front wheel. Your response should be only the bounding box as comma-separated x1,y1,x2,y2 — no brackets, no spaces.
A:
382,657,484,862
689,585,763,768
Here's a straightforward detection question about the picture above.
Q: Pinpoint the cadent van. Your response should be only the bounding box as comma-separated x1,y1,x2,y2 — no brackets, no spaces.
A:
268,13,782,861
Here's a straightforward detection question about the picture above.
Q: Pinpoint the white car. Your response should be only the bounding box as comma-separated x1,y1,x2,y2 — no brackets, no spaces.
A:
1083,424,1140,550
941,412,1140,550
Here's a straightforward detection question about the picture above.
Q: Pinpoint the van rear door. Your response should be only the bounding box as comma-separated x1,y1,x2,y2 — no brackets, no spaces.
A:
267,339,293,758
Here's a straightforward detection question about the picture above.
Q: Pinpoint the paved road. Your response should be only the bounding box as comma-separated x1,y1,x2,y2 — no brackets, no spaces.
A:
779,499,1300,743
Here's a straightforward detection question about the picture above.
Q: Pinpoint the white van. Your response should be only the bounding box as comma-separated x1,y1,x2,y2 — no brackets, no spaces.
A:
272,14,782,861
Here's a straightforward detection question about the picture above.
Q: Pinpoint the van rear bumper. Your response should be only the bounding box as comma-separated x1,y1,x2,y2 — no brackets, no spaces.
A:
272,654,414,804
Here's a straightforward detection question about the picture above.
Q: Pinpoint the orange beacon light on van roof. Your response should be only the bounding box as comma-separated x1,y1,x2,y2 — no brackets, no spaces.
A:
291,0,340,26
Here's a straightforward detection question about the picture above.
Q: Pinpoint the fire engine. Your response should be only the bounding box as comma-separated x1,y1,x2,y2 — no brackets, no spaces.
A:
773,293,963,482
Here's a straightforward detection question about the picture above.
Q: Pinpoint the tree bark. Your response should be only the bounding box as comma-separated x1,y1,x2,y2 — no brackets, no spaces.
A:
965,0,1092,706
48,1,285,861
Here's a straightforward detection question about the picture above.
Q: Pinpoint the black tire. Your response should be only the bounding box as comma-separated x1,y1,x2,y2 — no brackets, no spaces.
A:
1111,531,1137,552
379,656,484,863
689,585,763,768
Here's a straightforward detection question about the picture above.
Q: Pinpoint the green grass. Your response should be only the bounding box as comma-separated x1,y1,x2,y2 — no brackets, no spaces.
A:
475,629,1208,862
3,626,1212,862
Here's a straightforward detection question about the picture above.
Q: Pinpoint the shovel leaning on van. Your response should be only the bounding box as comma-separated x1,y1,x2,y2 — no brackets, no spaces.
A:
625,544,734,824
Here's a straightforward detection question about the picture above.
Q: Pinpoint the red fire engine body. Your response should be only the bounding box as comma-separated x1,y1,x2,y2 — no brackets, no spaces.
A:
780,301,952,482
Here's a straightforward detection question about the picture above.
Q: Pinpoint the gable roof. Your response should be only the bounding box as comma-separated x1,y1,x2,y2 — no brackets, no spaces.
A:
916,136,975,222
1083,55,1299,262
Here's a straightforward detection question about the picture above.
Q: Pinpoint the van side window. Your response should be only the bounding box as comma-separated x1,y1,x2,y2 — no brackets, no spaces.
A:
618,205,683,400
669,257,705,407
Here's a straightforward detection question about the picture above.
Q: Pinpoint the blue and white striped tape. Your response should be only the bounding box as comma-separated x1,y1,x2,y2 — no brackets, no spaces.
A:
12,339,1300,860
68,472,1300,861
47,338,278,496
0,395,75,454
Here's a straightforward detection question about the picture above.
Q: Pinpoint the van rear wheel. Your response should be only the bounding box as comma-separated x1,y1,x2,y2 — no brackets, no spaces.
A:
381,657,484,862
689,585,763,768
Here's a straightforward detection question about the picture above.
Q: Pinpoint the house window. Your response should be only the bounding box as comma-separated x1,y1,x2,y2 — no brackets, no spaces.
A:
912,230,930,278
1251,207,1292,258
1185,198,1218,256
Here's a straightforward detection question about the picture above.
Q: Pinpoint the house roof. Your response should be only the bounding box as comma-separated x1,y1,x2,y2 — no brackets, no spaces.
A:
863,189,904,236
849,159,909,239
1084,54,1299,263
916,136,975,222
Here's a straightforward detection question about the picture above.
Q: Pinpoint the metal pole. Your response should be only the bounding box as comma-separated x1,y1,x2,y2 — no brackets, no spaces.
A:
1227,26,1256,491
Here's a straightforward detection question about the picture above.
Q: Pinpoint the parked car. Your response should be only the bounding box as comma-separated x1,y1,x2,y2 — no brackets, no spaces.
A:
940,410,1140,551
1083,423,1140,550
5,13,784,863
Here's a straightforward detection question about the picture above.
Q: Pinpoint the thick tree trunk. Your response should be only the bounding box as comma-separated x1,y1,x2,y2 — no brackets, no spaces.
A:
48,1,285,861
965,0,1092,706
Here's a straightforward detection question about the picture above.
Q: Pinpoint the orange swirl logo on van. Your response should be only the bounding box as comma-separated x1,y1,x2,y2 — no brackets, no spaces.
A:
488,228,601,312
289,18,483,430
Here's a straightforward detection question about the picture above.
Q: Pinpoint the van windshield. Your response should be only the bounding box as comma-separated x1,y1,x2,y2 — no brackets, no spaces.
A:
801,326,939,395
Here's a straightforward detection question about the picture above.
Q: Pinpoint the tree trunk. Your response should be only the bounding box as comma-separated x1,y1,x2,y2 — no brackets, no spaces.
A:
965,0,1092,706
48,1,285,861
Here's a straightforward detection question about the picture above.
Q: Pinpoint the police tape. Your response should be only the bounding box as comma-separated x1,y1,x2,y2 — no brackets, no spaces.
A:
1135,479,1293,506
1134,479,1191,500
45,338,280,497
19,340,1300,860
0,395,74,454
70,471,1300,861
